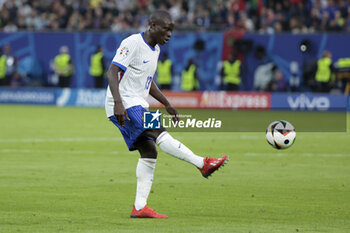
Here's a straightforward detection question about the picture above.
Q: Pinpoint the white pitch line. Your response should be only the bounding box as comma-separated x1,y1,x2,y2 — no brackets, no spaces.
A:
1,134,348,144
244,152,350,157
0,137,123,143
1,149,119,155
176,135,262,140
176,134,350,140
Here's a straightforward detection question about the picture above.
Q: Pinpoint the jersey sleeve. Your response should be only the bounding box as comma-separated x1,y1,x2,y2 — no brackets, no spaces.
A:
111,37,137,71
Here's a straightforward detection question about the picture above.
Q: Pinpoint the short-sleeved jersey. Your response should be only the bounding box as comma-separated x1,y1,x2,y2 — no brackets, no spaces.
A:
105,32,160,117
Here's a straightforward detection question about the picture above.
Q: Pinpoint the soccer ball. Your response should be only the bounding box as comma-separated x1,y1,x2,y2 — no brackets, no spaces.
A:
266,120,296,149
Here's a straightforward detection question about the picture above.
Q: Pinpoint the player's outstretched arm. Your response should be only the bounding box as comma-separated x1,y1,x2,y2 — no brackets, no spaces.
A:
107,64,129,126
149,81,179,123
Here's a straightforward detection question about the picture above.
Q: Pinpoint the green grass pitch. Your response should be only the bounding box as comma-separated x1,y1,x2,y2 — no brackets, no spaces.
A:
0,105,349,233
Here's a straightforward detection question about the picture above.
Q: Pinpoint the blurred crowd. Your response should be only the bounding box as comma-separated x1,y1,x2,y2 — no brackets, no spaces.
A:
1,0,350,94
0,0,350,33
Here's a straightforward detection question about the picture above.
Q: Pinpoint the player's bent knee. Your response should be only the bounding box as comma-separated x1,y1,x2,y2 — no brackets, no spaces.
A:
141,150,157,159
136,140,158,159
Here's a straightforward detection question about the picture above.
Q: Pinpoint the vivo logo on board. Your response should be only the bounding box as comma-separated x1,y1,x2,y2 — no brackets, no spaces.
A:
287,94,330,111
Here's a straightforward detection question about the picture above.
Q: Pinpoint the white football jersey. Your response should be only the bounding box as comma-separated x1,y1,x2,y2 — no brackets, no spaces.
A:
105,33,160,117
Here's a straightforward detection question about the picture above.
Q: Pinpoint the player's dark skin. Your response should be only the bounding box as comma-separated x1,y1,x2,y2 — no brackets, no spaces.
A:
107,11,178,159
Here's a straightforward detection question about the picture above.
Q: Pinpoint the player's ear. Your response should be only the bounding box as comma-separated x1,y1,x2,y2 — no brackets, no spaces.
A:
149,22,157,32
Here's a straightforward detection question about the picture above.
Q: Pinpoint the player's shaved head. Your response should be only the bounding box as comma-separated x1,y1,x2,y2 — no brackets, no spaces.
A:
145,9,174,46
149,10,172,25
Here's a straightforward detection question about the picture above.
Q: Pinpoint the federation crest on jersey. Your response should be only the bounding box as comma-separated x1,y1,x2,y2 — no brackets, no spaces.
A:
119,47,129,57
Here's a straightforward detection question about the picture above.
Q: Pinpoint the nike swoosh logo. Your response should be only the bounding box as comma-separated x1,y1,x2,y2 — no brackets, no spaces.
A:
143,60,150,63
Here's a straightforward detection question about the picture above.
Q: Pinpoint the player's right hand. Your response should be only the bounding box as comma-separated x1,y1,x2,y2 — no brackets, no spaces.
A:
114,104,130,126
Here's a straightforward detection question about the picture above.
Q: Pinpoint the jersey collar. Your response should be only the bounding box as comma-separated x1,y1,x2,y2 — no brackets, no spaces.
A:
141,32,156,51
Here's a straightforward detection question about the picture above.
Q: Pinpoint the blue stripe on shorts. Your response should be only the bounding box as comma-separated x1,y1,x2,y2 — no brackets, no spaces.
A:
109,105,151,151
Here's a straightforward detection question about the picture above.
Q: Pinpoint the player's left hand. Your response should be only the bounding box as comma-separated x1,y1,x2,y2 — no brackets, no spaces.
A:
165,105,179,123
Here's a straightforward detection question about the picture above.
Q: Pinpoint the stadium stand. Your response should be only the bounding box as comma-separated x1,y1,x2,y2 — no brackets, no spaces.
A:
0,0,349,33
0,0,350,93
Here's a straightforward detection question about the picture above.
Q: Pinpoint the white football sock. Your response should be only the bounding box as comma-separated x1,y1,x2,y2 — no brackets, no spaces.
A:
156,132,204,169
134,158,156,211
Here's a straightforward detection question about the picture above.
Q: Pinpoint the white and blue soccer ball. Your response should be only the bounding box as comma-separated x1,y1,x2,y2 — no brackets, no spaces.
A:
266,120,296,149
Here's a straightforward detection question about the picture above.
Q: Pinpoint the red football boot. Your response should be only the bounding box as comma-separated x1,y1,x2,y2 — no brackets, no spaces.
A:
130,205,168,218
199,155,229,178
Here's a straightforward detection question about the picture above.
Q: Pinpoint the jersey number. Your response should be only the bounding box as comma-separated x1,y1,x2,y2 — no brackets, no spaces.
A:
145,76,152,89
